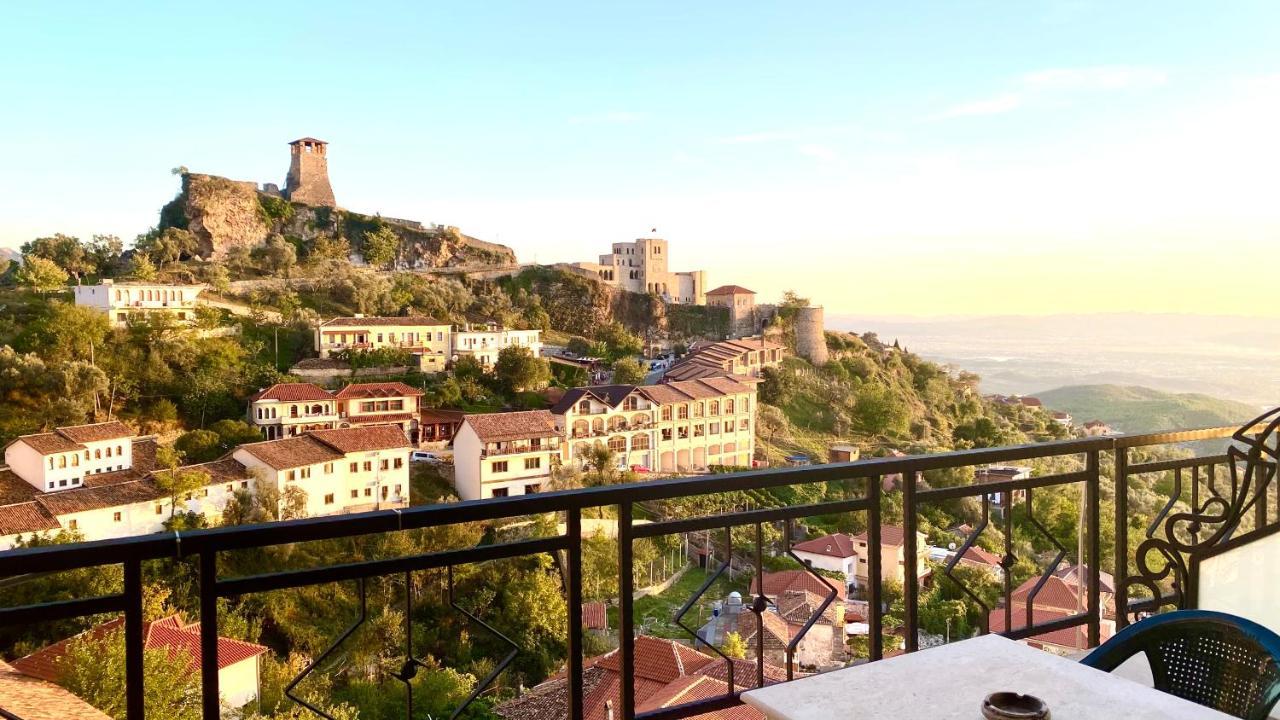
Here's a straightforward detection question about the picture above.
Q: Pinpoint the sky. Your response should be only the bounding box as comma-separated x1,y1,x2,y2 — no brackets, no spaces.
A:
2,1,1279,317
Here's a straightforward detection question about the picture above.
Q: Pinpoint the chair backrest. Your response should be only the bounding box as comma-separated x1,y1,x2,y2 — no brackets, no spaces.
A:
1081,610,1280,720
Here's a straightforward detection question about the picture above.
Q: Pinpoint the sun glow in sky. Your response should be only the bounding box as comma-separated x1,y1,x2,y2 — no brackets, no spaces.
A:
2,1,1278,316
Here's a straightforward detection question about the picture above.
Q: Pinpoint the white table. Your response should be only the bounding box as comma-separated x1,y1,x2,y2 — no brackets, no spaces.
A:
741,634,1236,720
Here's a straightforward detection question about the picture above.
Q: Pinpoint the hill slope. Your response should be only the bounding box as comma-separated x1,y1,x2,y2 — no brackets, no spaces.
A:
1037,384,1259,433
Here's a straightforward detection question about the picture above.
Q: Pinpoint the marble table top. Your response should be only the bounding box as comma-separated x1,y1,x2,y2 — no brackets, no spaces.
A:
741,634,1236,720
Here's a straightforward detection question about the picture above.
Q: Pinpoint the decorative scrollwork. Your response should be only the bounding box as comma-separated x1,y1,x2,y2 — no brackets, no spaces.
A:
1120,408,1280,618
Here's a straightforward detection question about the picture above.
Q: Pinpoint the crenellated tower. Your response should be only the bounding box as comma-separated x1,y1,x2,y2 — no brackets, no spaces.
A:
284,137,336,207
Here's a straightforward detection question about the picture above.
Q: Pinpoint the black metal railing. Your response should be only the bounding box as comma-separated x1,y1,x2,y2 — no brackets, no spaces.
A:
0,413,1277,720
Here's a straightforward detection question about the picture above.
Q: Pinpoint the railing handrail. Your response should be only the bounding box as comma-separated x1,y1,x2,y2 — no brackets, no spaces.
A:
0,422,1258,575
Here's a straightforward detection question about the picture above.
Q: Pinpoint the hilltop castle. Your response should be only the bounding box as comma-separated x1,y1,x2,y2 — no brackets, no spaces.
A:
280,137,336,207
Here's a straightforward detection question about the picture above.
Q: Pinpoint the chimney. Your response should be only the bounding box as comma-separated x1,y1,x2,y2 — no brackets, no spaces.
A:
606,700,614,720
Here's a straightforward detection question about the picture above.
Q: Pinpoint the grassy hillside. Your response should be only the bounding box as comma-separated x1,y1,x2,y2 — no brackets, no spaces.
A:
1037,384,1259,433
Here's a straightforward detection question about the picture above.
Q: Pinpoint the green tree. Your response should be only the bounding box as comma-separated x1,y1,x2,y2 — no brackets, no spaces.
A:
853,382,911,436
86,234,124,276
251,235,298,278
174,429,223,462
135,227,197,265
361,225,400,269
130,253,158,281
493,345,551,393
610,356,647,385
722,631,748,659
208,419,264,451
58,627,201,720
154,446,211,518
22,234,93,283
15,255,69,293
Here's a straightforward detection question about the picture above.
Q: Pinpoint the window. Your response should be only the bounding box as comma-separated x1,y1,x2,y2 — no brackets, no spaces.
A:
47,458,53,470
324,493,335,505
240,481,249,489
710,422,721,435
740,418,750,431
394,484,402,494
661,429,673,441
155,504,164,515
287,470,296,481
113,512,122,522
68,519,78,530
95,449,101,460
524,457,541,470
57,479,67,488
694,424,704,437
351,489,359,498
363,461,372,472
106,446,113,458
380,459,389,470
693,403,704,418
324,463,333,474
678,426,689,440
350,462,359,473
726,399,736,414
393,458,403,469
491,488,509,498
525,483,541,494
623,396,639,411
364,488,372,497
300,467,311,479
577,400,590,414
226,484,233,492
677,405,689,420
661,406,673,421
58,456,67,469
491,461,509,473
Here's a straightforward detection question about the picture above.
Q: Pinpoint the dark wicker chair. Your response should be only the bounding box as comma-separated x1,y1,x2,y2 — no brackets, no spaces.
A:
1081,610,1280,720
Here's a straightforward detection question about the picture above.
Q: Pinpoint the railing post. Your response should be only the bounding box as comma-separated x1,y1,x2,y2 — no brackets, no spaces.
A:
200,551,220,720
124,559,145,720
1114,446,1129,629
867,475,882,661
1086,449,1101,647
566,508,584,720
903,468,919,653
617,501,634,720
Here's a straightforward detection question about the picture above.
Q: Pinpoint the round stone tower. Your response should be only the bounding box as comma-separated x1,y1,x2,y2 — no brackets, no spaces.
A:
794,306,829,365
284,137,336,207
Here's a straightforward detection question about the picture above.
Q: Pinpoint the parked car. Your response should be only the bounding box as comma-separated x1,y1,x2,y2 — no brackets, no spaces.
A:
411,451,444,463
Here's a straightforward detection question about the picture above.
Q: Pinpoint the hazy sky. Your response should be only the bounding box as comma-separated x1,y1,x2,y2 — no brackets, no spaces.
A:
3,1,1278,316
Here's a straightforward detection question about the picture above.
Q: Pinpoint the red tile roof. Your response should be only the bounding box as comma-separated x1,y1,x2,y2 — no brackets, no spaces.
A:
235,436,344,471
463,410,560,443
989,606,1113,649
320,316,449,327
11,615,266,683
750,570,846,602
792,533,857,559
853,524,911,548
310,425,411,454
1052,564,1117,595
0,660,112,720
249,382,334,403
7,421,134,456
1010,574,1084,613
958,545,1003,567
334,382,424,399
706,285,757,297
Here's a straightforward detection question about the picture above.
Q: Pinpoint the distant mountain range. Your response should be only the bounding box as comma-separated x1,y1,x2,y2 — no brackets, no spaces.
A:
0,247,19,264
1035,385,1260,434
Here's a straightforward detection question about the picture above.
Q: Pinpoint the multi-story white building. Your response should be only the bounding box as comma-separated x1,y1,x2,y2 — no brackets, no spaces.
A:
0,422,411,549
570,237,706,305
247,383,339,439
73,280,204,328
334,381,424,438
551,377,758,474
232,426,411,515
0,422,250,549
314,316,453,372
452,411,561,500
452,323,543,367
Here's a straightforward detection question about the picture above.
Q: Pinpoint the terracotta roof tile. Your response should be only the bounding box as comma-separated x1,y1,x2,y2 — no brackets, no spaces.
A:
463,411,559,443
853,524,910,547
11,615,266,684
989,606,1112,649
55,421,135,445
0,470,39,506
0,501,60,535
11,433,83,455
792,533,857,559
309,425,411,454
1010,574,1083,613
320,316,450,327
334,382,424,399
0,660,112,720
236,436,344,471
705,285,756,296
750,570,846,602
249,383,334,403
582,602,608,630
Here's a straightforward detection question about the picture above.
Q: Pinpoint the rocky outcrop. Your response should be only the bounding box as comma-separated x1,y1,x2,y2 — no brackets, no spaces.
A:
158,172,516,267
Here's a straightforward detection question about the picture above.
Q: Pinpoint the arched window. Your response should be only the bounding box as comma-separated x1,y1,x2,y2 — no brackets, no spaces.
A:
608,435,627,453
578,400,591,414
725,399,736,414
609,416,628,432
631,433,650,450
290,406,299,418
94,449,101,460
709,400,720,416
572,420,589,438
592,418,604,435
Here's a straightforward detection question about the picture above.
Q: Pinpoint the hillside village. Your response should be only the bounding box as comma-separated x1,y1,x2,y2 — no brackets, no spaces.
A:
0,138,1198,719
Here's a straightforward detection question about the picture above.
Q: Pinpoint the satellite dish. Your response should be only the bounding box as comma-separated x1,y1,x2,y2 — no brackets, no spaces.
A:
948,542,957,551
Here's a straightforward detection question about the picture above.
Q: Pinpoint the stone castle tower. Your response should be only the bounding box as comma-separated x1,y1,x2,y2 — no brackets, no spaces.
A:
794,305,829,365
284,137,336,207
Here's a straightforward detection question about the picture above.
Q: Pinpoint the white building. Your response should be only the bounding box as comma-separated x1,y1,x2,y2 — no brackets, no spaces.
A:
569,237,706,305
314,315,453,371
452,323,543,367
0,422,250,549
0,422,410,549
232,426,411,515
73,280,204,328
551,377,759,474
792,533,859,592
453,411,561,500
247,383,339,439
